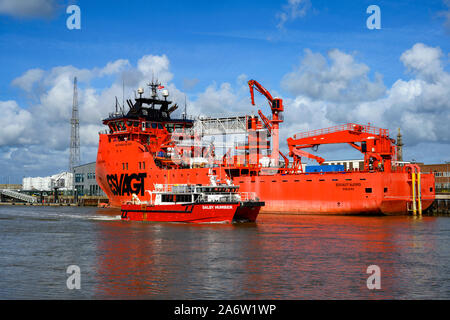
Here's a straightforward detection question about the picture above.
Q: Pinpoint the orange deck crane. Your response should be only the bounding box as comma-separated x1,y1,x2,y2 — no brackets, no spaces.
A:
287,123,397,172
248,80,286,167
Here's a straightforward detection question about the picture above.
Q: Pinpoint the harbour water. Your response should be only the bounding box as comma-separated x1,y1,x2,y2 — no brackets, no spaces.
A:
0,205,449,299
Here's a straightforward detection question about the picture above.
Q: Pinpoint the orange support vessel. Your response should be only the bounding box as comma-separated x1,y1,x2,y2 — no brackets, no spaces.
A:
96,80,435,215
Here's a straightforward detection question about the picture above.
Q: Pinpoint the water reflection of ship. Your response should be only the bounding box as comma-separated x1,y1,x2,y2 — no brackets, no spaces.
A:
92,211,440,299
93,211,256,298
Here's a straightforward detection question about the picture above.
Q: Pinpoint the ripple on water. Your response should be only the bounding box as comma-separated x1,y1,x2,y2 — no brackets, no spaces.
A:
0,207,449,299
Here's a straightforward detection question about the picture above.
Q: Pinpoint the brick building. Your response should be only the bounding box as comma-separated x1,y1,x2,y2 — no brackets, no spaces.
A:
418,163,450,191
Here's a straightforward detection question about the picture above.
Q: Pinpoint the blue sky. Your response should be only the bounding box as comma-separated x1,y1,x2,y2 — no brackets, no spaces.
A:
0,0,449,182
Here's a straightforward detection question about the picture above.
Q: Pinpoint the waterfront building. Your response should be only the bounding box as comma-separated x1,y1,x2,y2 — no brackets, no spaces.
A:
418,163,450,191
72,162,106,196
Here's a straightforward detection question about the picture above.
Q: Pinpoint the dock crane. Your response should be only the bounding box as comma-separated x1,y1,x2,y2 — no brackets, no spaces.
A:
247,80,286,167
287,123,397,172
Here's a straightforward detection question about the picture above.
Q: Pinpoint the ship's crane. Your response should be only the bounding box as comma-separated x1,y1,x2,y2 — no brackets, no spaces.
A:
287,123,397,172
290,148,325,172
247,80,286,167
51,172,67,203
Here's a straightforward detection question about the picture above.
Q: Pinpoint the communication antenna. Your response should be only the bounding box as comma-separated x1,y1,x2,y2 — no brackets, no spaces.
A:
184,94,187,119
69,76,80,172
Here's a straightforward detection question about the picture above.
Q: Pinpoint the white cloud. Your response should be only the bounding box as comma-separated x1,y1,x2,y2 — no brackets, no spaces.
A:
400,43,444,82
0,100,33,146
276,0,311,29
281,44,450,155
0,54,198,179
0,0,57,18
11,68,45,92
191,78,253,117
193,82,239,116
441,0,450,32
137,54,173,84
99,59,130,77
282,49,385,103
2,44,449,181
236,74,248,86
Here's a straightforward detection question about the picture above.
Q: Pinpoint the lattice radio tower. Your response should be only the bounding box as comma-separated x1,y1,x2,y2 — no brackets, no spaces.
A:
69,76,80,172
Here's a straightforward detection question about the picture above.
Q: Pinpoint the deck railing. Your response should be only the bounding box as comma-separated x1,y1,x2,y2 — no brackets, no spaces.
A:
293,123,389,140
239,192,259,201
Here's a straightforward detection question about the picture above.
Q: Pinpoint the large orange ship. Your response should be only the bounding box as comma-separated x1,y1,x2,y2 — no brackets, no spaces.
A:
96,80,435,215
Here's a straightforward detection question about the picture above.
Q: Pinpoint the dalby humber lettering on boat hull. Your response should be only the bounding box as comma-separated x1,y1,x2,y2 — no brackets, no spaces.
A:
202,205,233,210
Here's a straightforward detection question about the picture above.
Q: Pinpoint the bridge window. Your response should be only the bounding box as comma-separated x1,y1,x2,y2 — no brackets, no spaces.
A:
365,188,372,193
165,124,174,132
162,194,174,203
176,194,191,202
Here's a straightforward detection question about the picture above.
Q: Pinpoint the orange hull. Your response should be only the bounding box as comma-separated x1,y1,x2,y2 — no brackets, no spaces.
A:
121,203,238,223
96,136,435,215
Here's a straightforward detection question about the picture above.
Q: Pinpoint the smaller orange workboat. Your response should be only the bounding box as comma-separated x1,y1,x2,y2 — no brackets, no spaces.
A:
120,175,264,223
